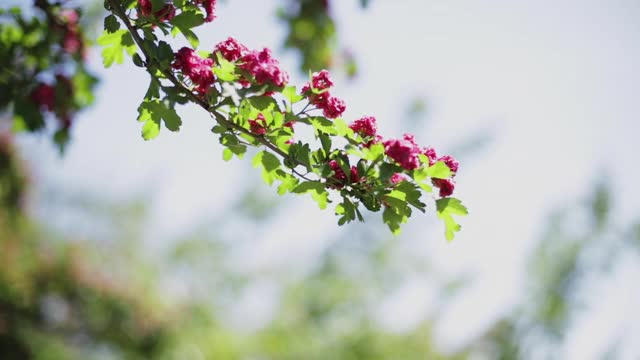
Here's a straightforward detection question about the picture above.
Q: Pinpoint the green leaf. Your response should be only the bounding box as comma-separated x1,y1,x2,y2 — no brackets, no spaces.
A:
145,76,161,100
141,115,160,140
436,198,468,241
222,148,233,161
213,52,237,81
253,151,282,185
379,163,403,183
150,0,166,11
288,142,312,170
103,14,120,33
283,85,303,105
309,117,337,135
336,197,357,225
53,128,70,154
137,100,182,140
277,174,299,195
383,206,405,235
333,118,354,138
248,96,278,112
292,181,329,209
132,53,144,67
169,11,204,48
170,10,205,30
12,98,44,131
211,125,227,134
361,143,385,161
318,132,331,156
155,41,174,66
97,29,137,67
426,160,452,179
389,181,426,212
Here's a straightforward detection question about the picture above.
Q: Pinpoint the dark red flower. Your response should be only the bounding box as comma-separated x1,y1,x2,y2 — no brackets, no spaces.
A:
432,178,455,197
31,83,56,111
195,0,217,22
321,96,346,119
249,113,267,135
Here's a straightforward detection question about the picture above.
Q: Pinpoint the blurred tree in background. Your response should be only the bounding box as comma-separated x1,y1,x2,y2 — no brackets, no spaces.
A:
1,1,639,359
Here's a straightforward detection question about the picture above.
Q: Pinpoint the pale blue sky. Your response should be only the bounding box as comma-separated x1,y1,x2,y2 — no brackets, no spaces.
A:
17,0,640,358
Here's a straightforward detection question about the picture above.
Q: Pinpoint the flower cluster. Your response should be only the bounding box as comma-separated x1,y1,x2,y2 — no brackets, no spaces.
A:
383,134,422,171
171,47,215,93
138,0,176,22
213,38,289,88
239,48,290,88
301,70,346,119
345,117,459,197
349,115,382,146
429,151,458,197
215,37,247,62
328,160,360,188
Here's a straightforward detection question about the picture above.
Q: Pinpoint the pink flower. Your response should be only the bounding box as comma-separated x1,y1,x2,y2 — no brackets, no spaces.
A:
239,48,289,87
322,96,346,119
62,30,82,55
31,83,56,111
432,178,455,197
214,37,248,62
349,116,378,138
60,9,79,25
249,113,267,135
438,155,459,174
383,134,421,170
195,0,217,22
390,173,408,185
423,147,437,166
172,47,215,93
284,121,296,129
311,69,333,90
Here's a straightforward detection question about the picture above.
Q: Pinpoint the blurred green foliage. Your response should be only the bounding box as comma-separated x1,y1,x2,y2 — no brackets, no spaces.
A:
471,182,640,359
0,3,98,152
279,0,361,77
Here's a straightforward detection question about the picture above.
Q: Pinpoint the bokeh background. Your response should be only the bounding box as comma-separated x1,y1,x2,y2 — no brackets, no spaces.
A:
2,0,640,358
